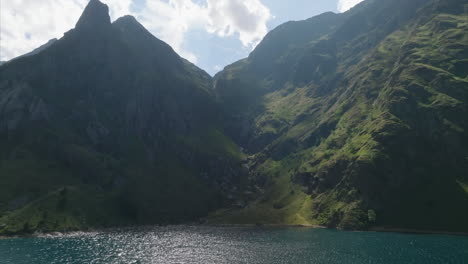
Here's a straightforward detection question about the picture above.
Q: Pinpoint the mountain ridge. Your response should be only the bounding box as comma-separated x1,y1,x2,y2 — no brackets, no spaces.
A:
0,0,467,235
0,0,245,235
211,0,468,231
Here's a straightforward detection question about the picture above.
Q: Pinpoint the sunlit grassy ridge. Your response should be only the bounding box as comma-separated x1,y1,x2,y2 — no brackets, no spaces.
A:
212,0,468,231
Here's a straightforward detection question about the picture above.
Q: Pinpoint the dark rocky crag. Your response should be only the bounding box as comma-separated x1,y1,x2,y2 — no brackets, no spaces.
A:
0,0,245,234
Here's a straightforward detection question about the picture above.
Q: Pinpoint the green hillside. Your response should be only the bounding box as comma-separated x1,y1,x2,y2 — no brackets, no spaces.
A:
211,0,468,231
1,0,467,235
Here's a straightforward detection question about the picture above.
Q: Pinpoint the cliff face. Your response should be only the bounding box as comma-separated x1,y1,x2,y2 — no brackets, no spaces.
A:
212,0,468,231
1,0,467,234
0,0,245,234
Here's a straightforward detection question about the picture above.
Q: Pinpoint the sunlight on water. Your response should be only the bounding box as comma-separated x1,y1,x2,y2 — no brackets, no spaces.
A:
1,226,467,264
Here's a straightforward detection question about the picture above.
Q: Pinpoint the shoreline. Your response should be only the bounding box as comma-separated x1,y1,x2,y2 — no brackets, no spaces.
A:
368,227,468,237
207,224,468,236
204,223,327,229
1,224,467,239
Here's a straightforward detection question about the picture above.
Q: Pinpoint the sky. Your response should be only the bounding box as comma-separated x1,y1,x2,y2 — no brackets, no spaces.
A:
0,0,364,75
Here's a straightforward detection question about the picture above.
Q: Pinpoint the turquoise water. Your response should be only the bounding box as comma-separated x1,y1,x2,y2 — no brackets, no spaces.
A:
0,226,467,263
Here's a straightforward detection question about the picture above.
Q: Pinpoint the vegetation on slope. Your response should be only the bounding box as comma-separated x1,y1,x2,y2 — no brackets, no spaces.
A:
1,0,466,235
212,0,468,231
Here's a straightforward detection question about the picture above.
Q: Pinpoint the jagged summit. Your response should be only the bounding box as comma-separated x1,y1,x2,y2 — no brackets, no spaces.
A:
113,15,138,24
111,13,178,58
0,0,237,236
75,0,111,31
112,15,146,31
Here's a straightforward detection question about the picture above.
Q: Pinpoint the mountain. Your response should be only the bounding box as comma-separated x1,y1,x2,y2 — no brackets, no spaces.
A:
0,0,245,235
212,0,468,231
1,0,467,235
15,39,58,61
0,39,57,68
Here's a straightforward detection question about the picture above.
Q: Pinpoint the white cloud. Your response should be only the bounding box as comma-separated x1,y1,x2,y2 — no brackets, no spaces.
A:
0,0,272,64
1,0,83,61
213,65,222,72
337,0,364,13
137,0,272,63
0,0,133,61
137,0,206,63
205,0,271,48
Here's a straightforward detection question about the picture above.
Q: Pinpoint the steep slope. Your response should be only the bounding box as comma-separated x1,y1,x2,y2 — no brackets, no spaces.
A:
0,0,244,235
212,0,468,231
5,38,58,65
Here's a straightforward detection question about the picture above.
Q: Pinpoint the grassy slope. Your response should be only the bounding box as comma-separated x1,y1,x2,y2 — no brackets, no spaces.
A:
211,0,468,231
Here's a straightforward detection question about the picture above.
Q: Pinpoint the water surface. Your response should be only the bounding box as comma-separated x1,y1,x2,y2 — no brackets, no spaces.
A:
1,226,467,263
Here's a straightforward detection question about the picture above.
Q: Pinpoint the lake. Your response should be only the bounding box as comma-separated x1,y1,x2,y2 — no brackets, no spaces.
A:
0,226,467,263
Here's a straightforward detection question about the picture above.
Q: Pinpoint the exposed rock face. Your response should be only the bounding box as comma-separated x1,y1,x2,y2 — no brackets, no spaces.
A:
0,0,245,235
0,82,50,131
75,0,111,31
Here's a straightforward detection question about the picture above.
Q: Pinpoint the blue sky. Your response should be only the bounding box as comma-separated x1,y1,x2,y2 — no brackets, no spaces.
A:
0,0,363,75
187,0,341,75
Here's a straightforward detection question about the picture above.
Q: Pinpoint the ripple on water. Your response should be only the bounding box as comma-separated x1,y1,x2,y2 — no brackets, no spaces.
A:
0,226,467,264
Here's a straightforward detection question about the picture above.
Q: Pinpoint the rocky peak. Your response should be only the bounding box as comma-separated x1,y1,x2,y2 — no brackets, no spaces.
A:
75,0,111,32
114,15,138,25
113,15,144,31
112,15,152,35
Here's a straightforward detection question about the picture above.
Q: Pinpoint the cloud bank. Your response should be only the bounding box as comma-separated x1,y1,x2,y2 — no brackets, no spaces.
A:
0,0,272,64
0,0,133,61
337,0,364,12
